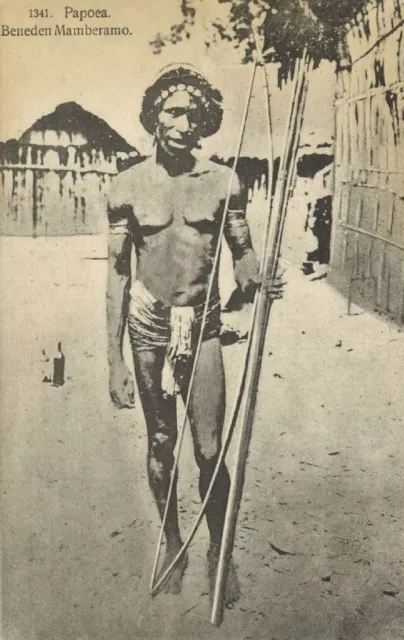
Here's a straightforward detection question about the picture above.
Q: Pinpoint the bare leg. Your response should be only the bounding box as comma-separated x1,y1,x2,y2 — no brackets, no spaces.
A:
133,348,188,594
181,338,240,605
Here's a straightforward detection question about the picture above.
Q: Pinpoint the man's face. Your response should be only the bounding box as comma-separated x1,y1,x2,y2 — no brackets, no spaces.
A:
155,90,201,156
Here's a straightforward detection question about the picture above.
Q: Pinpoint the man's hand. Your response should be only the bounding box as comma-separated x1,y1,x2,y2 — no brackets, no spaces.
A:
226,258,286,311
234,249,262,303
266,267,286,301
109,360,135,409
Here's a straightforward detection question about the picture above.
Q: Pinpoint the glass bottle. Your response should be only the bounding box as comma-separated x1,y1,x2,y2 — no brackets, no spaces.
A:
53,341,65,386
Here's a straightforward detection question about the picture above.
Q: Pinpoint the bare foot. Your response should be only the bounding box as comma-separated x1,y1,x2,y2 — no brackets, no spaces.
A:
156,546,189,596
207,544,241,607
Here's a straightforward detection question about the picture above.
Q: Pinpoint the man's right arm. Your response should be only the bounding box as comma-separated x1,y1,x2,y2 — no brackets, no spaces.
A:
106,178,135,408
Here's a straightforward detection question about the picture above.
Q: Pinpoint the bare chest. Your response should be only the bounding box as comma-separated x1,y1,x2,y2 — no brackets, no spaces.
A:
124,169,226,231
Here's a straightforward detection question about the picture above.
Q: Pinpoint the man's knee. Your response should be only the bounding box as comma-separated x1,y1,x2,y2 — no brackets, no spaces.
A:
149,430,175,462
195,438,220,467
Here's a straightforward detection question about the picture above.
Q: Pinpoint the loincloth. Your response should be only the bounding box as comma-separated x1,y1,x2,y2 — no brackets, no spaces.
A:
127,280,221,396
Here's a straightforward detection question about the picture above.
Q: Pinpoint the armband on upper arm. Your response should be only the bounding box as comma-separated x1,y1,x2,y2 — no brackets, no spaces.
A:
225,208,252,260
108,210,132,277
107,174,131,235
226,208,249,229
108,215,130,235
108,194,131,236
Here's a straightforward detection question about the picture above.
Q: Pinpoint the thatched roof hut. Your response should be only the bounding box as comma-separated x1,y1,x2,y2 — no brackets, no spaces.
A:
20,101,135,153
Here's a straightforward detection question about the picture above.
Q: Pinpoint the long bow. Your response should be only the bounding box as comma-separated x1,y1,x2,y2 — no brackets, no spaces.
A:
211,44,313,625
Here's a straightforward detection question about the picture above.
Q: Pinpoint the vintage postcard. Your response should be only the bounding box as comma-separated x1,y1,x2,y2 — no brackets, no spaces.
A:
1,0,403,639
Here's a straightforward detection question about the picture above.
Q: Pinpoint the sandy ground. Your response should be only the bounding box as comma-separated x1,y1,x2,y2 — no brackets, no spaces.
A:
1,235,404,640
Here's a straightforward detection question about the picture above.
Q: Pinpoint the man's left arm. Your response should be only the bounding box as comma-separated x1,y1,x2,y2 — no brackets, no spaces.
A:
224,176,261,303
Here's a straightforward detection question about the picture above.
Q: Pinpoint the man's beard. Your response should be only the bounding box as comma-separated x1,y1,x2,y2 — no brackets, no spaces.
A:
156,129,201,155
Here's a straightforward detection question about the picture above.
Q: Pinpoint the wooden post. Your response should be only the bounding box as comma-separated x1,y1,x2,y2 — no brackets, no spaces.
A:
211,52,311,627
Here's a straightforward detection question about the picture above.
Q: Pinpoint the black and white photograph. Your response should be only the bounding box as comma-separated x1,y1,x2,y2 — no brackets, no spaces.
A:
0,1,404,638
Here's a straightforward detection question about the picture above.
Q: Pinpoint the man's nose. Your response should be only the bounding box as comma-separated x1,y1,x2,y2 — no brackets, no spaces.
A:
175,114,194,133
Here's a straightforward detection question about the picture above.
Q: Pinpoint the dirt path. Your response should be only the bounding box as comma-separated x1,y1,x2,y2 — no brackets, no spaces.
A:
1,237,403,640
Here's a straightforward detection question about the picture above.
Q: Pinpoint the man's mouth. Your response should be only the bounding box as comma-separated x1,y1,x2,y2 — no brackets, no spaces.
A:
167,136,198,149
168,139,188,148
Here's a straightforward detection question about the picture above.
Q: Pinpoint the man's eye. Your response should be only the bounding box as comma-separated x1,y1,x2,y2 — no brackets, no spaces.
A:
167,108,183,117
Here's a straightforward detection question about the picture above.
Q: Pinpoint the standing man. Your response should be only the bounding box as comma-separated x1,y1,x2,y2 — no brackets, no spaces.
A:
107,64,262,603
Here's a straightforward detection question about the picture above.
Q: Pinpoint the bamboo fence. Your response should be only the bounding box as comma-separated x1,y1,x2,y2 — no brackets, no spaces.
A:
0,143,120,236
330,0,404,324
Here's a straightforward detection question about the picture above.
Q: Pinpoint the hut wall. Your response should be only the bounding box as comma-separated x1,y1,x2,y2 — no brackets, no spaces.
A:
330,0,404,324
0,144,119,236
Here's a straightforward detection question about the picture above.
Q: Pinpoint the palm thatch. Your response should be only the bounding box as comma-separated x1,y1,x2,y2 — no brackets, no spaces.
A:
21,102,135,153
